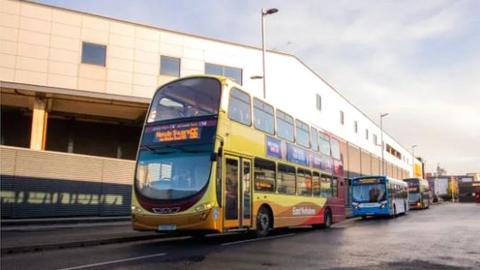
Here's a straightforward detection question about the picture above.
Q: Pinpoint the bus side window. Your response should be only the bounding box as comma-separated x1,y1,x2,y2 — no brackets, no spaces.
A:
254,158,276,192
253,98,275,134
295,120,310,148
228,88,251,126
297,168,312,196
276,110,294,142
312,172,321,196
277,163,296,195
321,174,332,198
331,177,338,197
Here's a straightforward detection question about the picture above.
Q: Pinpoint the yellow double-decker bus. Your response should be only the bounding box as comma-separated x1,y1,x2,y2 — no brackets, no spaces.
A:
132,76,345,236
403,178,430,209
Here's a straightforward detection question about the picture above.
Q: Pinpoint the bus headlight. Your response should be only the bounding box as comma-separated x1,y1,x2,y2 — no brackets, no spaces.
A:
379,201,387,208
131,205,143,214
195,202,214,212
352,202,359,209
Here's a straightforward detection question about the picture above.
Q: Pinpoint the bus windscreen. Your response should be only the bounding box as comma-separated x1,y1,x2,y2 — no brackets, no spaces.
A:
352,180,386,203
147,77,221,123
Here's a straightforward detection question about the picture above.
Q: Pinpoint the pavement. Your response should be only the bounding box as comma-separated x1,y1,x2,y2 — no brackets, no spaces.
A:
1,203,480,269
1,217,166,254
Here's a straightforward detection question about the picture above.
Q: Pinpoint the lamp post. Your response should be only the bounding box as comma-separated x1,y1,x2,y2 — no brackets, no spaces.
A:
261,8,278,99
411,144,417,177
380,113,389,175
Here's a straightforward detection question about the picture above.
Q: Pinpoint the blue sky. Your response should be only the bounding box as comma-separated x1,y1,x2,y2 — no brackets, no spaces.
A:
36,0,480,174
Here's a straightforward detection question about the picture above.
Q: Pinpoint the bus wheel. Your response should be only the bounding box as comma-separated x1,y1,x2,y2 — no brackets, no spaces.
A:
256,206,272,237
321,209,332,229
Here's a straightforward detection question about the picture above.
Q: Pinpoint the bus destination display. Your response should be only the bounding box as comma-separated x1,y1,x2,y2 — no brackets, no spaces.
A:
146,120,217,143
156,127,200,142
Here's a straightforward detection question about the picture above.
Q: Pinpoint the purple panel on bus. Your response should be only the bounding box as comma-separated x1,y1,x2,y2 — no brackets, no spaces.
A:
287,143,309,167
266,136,283,159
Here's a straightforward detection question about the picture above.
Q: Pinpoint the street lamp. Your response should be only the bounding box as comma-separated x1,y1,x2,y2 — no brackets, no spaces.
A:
261,8,278,99
411,144,417,177
380,113,389,175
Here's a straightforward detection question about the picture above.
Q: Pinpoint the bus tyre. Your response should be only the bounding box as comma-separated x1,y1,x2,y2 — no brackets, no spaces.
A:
322,209,332,229
319,209,333,229
256,206,271,237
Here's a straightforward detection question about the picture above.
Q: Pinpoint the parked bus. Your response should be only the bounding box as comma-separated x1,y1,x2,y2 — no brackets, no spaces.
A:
351,176,409,218
457,176,480,203
131,76,345,237
403,178,430,209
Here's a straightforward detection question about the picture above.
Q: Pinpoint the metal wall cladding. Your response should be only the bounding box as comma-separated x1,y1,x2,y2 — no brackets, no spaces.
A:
0,146,135,218
347,144,361,178
361,150,372,176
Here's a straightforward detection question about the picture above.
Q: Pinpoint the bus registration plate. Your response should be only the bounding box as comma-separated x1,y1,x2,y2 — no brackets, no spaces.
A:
158,225,176,231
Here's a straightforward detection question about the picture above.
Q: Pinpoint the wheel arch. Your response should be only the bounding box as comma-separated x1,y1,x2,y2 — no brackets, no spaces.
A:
257,203,274,229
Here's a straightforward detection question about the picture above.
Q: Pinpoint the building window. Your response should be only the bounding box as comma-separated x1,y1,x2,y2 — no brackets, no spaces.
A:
340,110,344,125
354,121,358,133
373,134,378,145
205,63,242,85
316,94,322,111
81,42,106,66
365,129,369,140
160,56,180,77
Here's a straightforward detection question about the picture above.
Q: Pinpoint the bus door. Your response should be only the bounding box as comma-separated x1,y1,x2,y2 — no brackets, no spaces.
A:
223,156,252,229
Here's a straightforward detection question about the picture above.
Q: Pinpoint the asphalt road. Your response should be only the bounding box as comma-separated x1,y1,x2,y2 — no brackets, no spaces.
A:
2,203,479,270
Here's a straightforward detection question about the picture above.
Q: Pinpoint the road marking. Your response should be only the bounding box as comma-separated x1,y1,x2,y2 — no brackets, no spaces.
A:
57,253,167,270
221,233,296,246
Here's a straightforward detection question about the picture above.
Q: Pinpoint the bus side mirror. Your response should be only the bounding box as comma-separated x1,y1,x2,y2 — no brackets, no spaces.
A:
211,152,218,161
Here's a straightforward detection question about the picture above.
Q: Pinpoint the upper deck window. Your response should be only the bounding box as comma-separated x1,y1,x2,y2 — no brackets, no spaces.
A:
228,88,251,125
331,138,341,160
205,63,243,85
147,78,221,123
319,133,331,156
311,127,319,151
253,98,274,134
295,120,310,148
276,110,294,142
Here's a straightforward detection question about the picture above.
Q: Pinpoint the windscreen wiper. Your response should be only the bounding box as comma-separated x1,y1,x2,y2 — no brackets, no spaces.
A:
141,145,175,155
164,144,208,153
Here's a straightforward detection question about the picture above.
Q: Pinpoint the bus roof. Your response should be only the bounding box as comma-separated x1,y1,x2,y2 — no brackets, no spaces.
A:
352,176,408,186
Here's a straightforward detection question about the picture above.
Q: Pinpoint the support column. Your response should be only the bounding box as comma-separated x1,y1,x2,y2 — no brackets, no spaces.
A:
30,98,48,150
